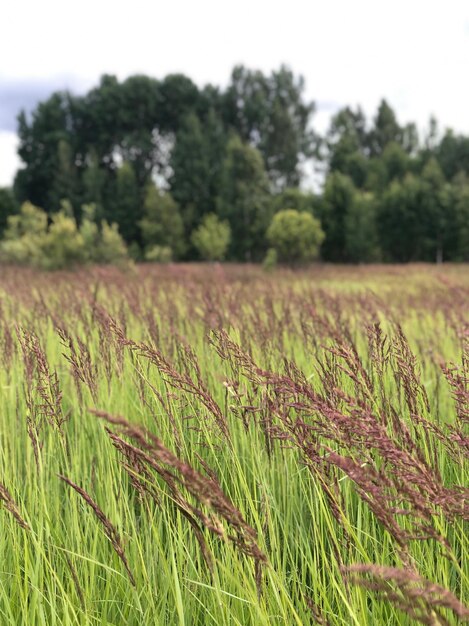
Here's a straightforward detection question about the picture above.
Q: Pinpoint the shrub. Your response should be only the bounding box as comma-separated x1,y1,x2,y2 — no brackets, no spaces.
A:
263,247,278,271
0,201,129,269
96,221,129,265
0,202,49,266
144,245,173,263
266,209,324,264
0,188,18,237
191,214,231,261
40,210,86,270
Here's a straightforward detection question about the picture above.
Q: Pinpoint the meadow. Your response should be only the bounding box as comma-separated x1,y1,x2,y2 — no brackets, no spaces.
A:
0,263,467,625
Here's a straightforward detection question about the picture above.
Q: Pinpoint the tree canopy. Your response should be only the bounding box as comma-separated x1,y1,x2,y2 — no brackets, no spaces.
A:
5,65,469,266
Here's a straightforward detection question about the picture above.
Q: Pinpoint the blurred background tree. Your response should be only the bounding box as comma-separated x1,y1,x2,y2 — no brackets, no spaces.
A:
7,66,469,265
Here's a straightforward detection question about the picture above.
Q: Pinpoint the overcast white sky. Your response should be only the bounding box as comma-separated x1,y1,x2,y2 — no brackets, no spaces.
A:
1,0,469,186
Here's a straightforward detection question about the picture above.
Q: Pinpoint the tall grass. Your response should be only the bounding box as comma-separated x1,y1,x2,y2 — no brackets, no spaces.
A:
0,263,467,625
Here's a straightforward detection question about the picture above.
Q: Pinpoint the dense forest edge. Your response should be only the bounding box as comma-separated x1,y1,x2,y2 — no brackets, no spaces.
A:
0,65,468,269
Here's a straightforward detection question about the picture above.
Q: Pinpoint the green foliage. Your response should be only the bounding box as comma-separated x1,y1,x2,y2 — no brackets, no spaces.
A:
344,192,380,262
0,201,128,269
14,92,78,209
319,172,357,261
262,247,278,271
224,65,315,188
82,151,107,219
169,113,215,234
96,221,129,265
420,158,447,262
139,184,185,259
80,203,129,265
272,187,316,215
436,130,469,180
79,203,100,260
326,106,369,187
40,209,85,270
0,202,48,266
217,135,272,260
368,99,403,156
0,188,18,237
267,209,324,264
191,214,230,261
444,173,469,260
377,175,424,262
380,142,411,185
113,162,142,244
144,245,173,263
9,67,469,264
50,139,80,213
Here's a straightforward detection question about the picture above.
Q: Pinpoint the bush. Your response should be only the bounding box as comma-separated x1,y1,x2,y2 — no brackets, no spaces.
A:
41,210,86,270
0,188,18,237
191,214,231,261
263,247,278,271
266,209,324,264
0,201,129,269
144,245,173,263
0,202,49,266
96,221,129,265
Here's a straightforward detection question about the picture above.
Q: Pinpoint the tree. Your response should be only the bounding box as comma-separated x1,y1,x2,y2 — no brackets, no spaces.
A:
344,192,380,262
445,173,469,260
223,65,315,188
366,142,411,194
82,151,108,220
381,142,411,184
79,74,163,186
420,158,447,262
50,139,80,215
14,92,78,209
377,175,424,262
139,184,185,259
112,162,142,244
424,116,439,152
325,106,369,187
191,214,230,261
368,100,402,156
266,209,324,264
0,188,18,237
217,135,272,261
272,188,317,215
169,113,213,234
319,172,356,261
158,74,201,132
436,130,469,180
402,122,419,155
117,75,163,187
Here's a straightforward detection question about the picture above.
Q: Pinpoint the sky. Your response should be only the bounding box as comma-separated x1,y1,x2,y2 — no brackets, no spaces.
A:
1,0,469,186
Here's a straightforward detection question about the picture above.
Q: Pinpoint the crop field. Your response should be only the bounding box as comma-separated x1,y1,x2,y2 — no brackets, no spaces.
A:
0,263,467,625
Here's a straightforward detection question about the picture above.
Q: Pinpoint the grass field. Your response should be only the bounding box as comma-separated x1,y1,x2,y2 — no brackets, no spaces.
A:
0,263,467,625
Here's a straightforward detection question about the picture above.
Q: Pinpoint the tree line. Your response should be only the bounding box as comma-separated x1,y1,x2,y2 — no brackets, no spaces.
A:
0,65,468,266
